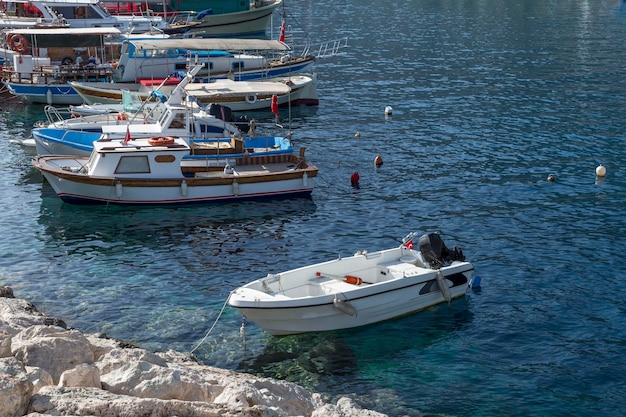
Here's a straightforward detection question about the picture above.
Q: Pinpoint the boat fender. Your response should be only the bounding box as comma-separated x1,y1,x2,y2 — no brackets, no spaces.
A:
333,297,357,316
9,34,28,53
470,275,481,289
115,181,123,198
232,179,239,195
436,270,452,304
245,94,257,104
61,57,74,66
180,180,188,197
148,136,175,146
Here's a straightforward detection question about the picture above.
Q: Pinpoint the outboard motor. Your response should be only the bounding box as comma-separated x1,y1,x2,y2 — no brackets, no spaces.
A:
418,233,465,269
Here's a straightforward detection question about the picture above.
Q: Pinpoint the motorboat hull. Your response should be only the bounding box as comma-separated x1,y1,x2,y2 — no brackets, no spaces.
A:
228,245,475,335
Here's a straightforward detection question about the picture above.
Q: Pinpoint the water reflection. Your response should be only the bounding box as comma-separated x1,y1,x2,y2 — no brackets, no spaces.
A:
231,297,474,407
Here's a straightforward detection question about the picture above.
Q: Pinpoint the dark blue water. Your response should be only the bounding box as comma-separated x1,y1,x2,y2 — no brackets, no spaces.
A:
2,1,626,416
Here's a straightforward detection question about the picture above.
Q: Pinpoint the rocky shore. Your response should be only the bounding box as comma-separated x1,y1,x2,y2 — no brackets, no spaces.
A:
0,286,386,417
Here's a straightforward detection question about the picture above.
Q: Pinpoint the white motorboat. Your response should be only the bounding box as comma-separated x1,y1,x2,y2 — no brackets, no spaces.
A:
32,137,317,205
0,0,167,32
227,232,477,335
70,73,319,110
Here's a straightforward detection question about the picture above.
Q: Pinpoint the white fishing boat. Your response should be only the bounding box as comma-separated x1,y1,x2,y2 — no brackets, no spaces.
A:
227,232,477,335
1,27,120,104
71,73,319,110
32,138,317,205
112,37,315,82
0,0,167,32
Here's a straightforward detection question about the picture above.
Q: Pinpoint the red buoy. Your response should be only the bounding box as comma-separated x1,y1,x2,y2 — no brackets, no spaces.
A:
374,155,383,166
351,171,360,185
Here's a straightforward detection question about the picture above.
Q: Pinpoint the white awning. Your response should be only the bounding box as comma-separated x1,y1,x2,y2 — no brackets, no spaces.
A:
184,79,291,98
129,38,290,52
5,27,121,36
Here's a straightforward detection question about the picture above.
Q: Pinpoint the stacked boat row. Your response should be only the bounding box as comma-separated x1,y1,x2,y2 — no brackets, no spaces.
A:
1,31,323,107
29,60,319,205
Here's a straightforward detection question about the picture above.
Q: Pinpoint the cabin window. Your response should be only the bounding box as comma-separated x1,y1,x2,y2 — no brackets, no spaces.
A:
231,61,244,71
115,155,150,174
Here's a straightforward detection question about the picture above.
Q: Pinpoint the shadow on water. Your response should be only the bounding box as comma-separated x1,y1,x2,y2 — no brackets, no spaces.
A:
233,297,473,413
37,182,318,247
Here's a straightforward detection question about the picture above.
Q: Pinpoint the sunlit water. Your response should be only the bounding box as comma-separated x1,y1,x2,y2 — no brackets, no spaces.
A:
2,1,626,416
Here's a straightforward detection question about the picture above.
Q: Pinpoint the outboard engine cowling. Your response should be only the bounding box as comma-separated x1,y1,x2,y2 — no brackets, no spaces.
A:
418,233,465,269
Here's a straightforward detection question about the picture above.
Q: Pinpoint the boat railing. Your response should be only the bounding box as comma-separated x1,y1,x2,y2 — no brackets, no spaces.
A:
2,63,114,85
298,37,348,59
42,105,72,126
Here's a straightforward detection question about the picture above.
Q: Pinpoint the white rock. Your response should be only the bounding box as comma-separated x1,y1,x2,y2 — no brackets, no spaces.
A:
312,397,388,417
25,366,54,393
58,363,101,388
0,357,34,417
12,326,94,383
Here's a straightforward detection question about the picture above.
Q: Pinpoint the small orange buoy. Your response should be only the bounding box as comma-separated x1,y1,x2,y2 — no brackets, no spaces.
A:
351,171,360,185
374,155,383,166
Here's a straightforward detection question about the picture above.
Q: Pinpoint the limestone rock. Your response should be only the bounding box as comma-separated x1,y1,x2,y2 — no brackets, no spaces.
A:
0,329,11,357
12,325,94,383
25,366,54,393
0,357,34,417
312,397,388,417
59,363,101,388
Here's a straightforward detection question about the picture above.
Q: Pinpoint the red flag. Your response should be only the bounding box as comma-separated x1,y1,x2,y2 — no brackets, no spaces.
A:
271,94,279,118
123,126,131,145
279,21,286,43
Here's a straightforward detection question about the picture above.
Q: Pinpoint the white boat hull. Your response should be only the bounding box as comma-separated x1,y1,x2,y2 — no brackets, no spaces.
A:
228,244,475,335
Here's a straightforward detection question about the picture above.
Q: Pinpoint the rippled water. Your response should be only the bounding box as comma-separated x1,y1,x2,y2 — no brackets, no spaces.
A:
2,1,626,416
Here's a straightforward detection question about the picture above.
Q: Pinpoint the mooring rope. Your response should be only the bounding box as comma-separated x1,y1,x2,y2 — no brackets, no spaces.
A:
189,295,230,354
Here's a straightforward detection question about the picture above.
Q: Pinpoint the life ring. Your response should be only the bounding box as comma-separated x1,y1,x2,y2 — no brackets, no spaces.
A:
245,94,257,104
116,112,128,121
9,34,28,53
148,136,175,146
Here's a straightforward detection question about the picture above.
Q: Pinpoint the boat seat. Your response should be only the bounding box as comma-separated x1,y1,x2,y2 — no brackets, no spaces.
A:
377,262,425,280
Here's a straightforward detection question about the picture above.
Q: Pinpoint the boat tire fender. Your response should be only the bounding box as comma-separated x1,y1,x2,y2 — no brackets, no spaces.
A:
61,57,74,66
245,94,257,104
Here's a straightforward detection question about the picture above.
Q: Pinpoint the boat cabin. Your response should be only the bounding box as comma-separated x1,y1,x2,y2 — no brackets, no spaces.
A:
85,137,188,178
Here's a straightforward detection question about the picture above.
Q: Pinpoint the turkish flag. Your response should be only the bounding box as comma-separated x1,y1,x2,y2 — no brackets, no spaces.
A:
279,21,286,43
271,95,279,118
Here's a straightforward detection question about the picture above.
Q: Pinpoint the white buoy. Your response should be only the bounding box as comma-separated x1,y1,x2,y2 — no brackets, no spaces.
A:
596,164,606,177
355,132,361,137
384,106,393,115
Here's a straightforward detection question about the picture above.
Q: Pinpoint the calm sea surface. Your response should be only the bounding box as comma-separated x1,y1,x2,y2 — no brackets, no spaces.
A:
2,0,626,416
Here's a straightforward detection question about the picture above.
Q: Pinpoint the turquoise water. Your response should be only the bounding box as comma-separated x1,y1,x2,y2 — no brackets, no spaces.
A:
2,0,626,416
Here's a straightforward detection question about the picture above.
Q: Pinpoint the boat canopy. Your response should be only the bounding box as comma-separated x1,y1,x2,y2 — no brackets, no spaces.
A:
128,38,290,52
5,27,121,48
184,80,292,98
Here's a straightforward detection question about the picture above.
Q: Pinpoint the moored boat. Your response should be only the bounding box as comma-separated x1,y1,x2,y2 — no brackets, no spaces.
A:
164,0,282,38
227,232,476,335
32,137,317,205
0,0,167,32
1,27,120,104
71,73,319,110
